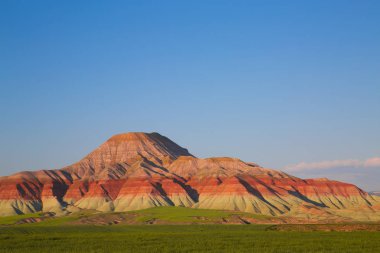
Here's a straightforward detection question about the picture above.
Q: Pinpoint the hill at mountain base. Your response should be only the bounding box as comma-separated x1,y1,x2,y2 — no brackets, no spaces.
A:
1,132,379,222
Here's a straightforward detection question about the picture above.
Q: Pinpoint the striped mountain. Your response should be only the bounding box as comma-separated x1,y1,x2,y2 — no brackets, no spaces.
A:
1,132,379,221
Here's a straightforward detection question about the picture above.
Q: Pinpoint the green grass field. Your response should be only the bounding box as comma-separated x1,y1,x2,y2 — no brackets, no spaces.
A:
1,225,380,253
1,207,380,253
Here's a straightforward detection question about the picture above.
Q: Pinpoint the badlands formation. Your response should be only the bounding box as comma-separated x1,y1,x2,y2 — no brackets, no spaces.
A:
0,132,379,221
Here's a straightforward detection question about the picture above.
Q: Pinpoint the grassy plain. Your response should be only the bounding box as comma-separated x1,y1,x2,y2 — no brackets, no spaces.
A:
0,207,379,253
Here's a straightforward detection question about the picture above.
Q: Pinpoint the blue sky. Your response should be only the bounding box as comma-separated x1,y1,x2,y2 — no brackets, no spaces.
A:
1,1,379,190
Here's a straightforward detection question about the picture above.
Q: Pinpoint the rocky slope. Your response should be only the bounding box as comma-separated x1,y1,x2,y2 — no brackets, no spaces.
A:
0,132,379,221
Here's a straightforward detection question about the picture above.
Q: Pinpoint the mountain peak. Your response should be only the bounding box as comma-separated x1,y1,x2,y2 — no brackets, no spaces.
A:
103,132,193,159
63,132,193,178
106,132,158,143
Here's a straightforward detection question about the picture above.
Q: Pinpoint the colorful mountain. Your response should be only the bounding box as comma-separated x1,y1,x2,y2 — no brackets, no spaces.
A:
1,132,379,221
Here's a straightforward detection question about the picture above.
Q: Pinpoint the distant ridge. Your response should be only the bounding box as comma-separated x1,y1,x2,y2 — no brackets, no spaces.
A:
0,132,379,222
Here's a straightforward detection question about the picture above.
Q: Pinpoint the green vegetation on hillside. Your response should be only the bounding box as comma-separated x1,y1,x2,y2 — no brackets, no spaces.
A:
130,206,267,223
0,213,43,225
0,207,271,226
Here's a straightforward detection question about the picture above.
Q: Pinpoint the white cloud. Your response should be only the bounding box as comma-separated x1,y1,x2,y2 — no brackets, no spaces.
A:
364,157,380,167
284,157,380,172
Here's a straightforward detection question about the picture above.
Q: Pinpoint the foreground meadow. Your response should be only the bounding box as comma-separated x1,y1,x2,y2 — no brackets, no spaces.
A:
1,224,380,253
1,208,380,253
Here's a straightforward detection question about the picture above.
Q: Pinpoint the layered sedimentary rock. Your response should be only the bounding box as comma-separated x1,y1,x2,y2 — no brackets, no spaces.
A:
0,132,379,221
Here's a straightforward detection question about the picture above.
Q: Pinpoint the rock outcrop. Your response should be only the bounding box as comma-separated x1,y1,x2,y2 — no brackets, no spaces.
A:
0,132,379,221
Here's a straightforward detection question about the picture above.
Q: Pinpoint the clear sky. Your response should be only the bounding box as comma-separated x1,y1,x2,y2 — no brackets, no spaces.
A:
1,0,379,191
